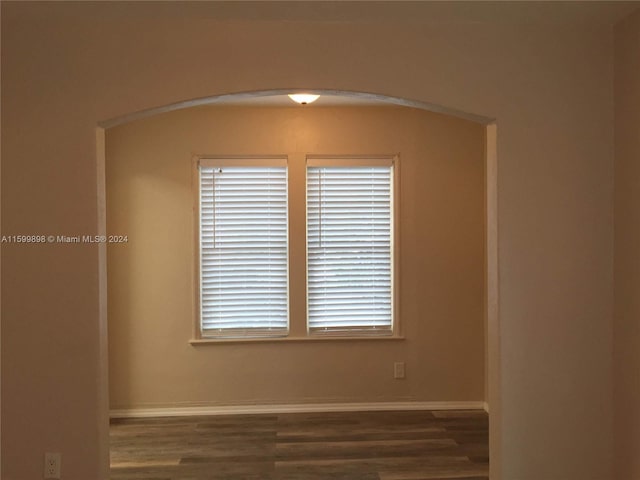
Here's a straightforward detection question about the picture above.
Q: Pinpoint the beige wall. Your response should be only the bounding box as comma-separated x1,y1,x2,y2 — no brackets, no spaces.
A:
2,2,634,479
614,9,640,479
106,105,486,410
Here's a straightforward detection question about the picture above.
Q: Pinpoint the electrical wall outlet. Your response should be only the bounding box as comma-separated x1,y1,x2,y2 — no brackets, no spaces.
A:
44,452,61,479
394,362,406,379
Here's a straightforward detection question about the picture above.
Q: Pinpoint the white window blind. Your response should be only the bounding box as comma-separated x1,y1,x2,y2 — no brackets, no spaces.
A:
306,159,394,335
199,160,288,338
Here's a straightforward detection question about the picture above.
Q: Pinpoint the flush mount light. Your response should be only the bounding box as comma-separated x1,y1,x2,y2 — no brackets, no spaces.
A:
288,93,320,105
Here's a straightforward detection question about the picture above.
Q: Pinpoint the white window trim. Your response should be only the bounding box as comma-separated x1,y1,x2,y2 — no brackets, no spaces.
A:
191,153,401,344
305,154,400,338
193,155,290,340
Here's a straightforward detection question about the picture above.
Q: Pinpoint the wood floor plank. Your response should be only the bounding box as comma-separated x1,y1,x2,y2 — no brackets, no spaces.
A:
275,455,471,468
377,463,489,480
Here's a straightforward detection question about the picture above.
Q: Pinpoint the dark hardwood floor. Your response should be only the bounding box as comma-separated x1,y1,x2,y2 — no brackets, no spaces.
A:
110,409,489,480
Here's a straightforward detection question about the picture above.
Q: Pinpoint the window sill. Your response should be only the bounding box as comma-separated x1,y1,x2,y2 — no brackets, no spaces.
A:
189,334,405,345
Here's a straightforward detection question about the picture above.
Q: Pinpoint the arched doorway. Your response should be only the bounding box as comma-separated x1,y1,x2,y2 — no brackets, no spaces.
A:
97,89,499,479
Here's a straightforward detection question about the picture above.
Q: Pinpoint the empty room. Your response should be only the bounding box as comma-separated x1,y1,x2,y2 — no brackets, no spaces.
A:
105,96,488,479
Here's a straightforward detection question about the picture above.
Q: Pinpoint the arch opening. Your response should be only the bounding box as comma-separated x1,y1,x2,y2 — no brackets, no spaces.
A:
97,88,499,479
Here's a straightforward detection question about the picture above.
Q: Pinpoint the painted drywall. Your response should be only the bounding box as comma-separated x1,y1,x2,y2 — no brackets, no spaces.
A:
2,2,631,479
614,9,640,480
105,105,485,410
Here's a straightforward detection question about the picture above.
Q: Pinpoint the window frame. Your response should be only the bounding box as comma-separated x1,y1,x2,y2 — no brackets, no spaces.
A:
191,153,401,344
305,155,400,338
193,155,290,340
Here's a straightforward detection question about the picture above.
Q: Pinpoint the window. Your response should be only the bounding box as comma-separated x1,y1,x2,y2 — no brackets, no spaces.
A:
198,158,289,338
306,157,395,336
196,155,398,341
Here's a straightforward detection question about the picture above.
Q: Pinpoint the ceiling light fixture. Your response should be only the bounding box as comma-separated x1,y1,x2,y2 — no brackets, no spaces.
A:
288,93,320,105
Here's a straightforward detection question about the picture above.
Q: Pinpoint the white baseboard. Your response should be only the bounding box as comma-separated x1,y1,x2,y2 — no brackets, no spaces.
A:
110,401,485,419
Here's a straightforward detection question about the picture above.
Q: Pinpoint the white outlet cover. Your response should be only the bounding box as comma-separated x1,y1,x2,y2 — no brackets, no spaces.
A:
44,452,61,479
